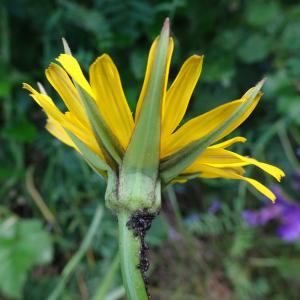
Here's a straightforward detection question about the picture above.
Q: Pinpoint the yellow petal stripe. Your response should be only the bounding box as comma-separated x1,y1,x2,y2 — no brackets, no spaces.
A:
45,63,87,124
210,136,247,148
89,54,134,149
135,37,174,121
46,116,76,148
161,55,203,137
198,167,245,178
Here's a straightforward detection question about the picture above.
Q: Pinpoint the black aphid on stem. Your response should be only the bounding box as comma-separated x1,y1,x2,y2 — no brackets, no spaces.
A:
127,209,157,291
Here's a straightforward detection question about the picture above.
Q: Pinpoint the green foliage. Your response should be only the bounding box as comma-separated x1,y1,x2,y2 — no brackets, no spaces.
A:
0,0,299,298
146,214,169,246
0,216,53,298
237,34,272,63
2,119,37,142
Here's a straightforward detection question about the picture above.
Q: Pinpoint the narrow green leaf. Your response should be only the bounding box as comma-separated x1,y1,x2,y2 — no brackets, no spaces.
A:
160,79,265,183
122,18,170,178
62,37,72,55
76,85,123,167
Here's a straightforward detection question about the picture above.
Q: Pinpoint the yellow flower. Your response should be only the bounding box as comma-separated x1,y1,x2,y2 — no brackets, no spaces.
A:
23,34,284,202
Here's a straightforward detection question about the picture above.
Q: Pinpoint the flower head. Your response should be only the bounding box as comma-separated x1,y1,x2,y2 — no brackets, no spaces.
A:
23,20,284,210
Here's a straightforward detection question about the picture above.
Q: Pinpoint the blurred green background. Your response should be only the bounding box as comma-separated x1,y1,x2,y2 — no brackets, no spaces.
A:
1,0,300,299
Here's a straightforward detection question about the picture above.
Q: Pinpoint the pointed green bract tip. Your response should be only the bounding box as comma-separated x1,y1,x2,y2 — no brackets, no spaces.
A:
162,18,170,34
113,17,171,214
256,78,266,90
37,82,47,95
62,37,72,55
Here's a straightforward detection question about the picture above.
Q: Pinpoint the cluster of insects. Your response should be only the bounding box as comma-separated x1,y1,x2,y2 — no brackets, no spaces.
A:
126,209,157,291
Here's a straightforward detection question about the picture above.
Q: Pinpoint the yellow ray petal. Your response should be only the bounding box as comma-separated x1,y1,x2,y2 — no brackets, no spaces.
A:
228,152,285,181
184,148,246,171
196,164,276,202
23,83,65,122
161,99,244,157
161,88,262,157
238,175,276,202
184,147,284,182
56,54,93,96
162,55,203,137
45,63,87,124
198,166,245,178
46,116,106,166
134,38,157,120
135,37,174,120
89,54,134,149
46,117,76,148
23,83,103,158
63,112,103,157
210,149,284,181
210,136,247,148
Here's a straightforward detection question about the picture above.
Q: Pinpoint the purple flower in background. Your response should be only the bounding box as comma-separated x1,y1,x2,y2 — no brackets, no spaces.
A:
208,200,221,214
242,186,300,242
277,217,300,242
242,206,281,226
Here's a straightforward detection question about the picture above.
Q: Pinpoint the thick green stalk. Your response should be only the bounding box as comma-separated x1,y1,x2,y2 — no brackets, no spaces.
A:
118,212,148,300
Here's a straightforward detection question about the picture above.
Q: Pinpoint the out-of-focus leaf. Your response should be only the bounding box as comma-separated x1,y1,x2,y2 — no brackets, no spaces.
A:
237,34,271,63
278,93,300,124
214,29,243,51
1,120,37,142
264,71,291,97
155,0,186,13
130,49,148,80
146,215,168,246
0,80,13,98
276,258,300,278
202,55,235,85
286,57,300,79
280,22,300,52
0,167,17,180
245,1,281,27
58,0,112,46
0,217,53,298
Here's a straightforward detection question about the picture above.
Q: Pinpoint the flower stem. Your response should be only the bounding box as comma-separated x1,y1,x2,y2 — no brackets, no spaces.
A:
117,212,149,300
